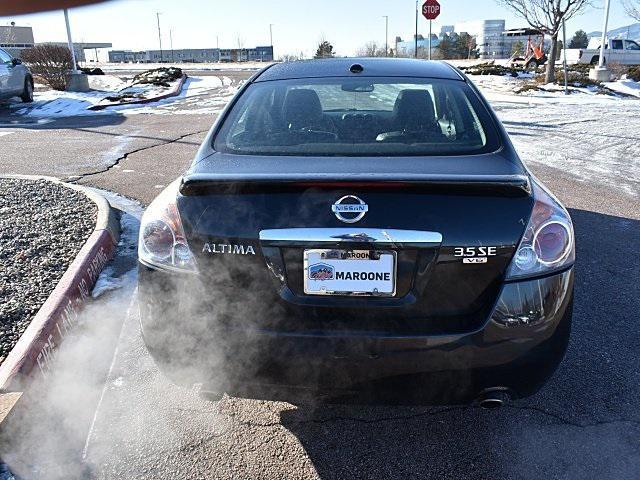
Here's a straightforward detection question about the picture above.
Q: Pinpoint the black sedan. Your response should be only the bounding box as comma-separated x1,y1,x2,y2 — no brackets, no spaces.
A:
137,58,574,407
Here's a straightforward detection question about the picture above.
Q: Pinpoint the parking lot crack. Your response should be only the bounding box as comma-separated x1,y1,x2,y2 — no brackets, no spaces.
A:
224,405,476,429
222,406,640,430
65,129,209,183
506,405,640,428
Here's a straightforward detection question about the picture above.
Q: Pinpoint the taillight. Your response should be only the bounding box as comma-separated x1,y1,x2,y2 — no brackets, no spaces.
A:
138,179,197,273
506,180,574,280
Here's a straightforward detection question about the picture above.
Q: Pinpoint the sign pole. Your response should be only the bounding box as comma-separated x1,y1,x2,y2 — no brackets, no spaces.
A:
562,19,568,95
421,0,440,60
428,19,432,60
414,0,418,59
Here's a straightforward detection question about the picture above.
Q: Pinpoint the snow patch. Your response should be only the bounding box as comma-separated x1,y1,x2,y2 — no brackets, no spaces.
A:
603,78,640,98
8,75,233,117
88,75,128,92
91,208,141,299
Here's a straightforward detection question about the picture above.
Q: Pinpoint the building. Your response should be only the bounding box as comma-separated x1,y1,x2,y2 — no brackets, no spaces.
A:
396,19,552,60
440,25,455,36
0,24,111,62
394,35,440,57
106,50,148,63
0,24,35,56
45,42,112,62
108,45,273,63
454,19,506,59
396,20,506,59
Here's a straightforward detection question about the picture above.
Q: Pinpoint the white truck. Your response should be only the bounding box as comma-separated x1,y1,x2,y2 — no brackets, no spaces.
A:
562,38,640,65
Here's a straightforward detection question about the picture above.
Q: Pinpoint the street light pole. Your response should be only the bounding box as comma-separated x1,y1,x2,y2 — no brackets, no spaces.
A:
269,23,274,61
170,29,174,63
63,8,79,72
383,15,389,57
414,0,418,58
156,12,163,63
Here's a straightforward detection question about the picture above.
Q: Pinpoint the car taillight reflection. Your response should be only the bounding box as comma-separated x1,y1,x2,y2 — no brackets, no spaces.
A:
143,219,175,260
534,221,571,265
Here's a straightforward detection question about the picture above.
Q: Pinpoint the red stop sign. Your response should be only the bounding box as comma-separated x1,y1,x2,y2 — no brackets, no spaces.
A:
422,0,440,20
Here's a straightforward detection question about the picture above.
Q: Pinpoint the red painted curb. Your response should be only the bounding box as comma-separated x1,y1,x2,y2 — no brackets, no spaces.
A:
0,227,117,392
87,74,188,110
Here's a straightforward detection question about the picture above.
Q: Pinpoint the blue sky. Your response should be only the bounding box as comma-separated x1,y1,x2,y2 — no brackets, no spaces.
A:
0,0,635,59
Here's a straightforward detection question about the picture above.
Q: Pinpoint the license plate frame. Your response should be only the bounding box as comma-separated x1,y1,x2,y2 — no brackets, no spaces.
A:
303,248,397,297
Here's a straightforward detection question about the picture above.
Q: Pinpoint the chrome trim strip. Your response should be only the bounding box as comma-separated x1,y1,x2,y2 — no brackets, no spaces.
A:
259,228,442,246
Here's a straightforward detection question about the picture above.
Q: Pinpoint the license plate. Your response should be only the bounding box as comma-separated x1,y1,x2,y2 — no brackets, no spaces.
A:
303,249,396,296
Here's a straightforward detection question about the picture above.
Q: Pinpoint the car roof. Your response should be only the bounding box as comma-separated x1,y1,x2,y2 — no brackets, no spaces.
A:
254,58,464,82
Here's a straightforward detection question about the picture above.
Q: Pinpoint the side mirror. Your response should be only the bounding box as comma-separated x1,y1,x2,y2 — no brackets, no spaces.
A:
11,58,22,66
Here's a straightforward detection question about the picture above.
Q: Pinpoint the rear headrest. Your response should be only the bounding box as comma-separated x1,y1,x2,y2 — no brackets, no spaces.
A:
283,89,323,128
393,89,436,128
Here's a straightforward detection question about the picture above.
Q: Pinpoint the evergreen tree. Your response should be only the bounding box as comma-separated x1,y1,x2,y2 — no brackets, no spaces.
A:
457,33,478,59
569,30,589,48
511,40,524,56
314,41,335,59
437,34,456,59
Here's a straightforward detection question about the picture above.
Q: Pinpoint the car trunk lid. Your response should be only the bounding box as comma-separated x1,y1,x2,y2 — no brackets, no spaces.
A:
176,153,532,335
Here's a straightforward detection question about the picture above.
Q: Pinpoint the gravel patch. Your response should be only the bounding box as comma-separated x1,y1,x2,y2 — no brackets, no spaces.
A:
0,179,97,366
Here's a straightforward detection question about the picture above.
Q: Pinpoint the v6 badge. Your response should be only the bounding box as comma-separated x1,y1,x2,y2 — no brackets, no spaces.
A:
454,246,497,264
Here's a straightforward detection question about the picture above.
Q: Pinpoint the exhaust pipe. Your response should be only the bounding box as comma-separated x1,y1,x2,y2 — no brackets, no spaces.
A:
476,388,511,409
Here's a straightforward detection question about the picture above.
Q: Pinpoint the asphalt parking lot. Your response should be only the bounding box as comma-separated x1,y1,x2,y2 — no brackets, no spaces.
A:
1,69,639,479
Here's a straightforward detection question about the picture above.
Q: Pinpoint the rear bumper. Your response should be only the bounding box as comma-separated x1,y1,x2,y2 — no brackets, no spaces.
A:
138,264,573,405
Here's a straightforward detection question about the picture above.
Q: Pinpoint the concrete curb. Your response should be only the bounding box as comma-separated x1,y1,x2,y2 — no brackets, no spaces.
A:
87,74,188,110
0,175,119,393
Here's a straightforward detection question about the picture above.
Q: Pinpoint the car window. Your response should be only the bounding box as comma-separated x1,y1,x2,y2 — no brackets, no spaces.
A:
611,40,624,50
625,41,640,50
214,77,500,157
0,49,12,64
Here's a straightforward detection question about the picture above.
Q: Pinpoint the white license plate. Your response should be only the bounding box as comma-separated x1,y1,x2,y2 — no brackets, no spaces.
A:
303,249,396,296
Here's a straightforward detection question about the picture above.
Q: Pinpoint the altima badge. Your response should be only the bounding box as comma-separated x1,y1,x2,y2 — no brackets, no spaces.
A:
202,243,256,255
332,195,368,223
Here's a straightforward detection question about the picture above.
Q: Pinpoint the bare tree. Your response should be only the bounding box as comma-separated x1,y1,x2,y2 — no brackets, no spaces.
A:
280,52,304,62
356,41,386,57
20,45,73,91
236,36,245,62
497,0,591,83
624,0,640,20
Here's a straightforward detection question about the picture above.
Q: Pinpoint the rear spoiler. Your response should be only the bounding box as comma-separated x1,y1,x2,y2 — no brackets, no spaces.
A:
179,174,531,197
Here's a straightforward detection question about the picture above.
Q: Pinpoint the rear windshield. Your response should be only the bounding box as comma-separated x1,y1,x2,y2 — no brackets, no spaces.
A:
214,76,500,156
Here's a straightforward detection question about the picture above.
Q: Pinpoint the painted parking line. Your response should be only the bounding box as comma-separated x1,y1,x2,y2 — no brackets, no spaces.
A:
82,288,138,461
0,119,54,127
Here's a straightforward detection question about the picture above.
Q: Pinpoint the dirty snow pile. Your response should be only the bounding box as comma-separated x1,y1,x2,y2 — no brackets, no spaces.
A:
9,75,236,117
0,179,97,365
